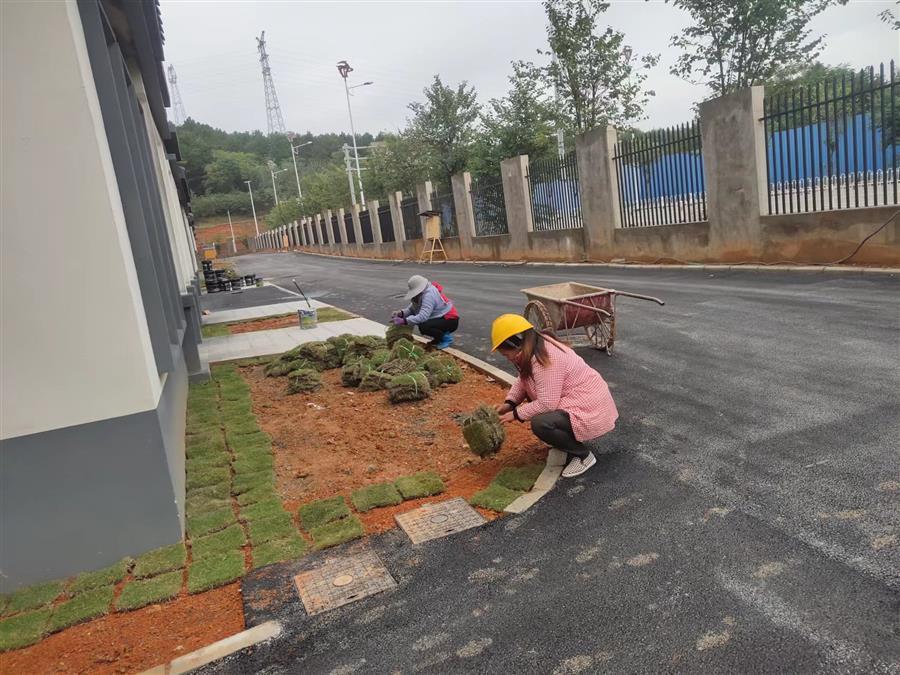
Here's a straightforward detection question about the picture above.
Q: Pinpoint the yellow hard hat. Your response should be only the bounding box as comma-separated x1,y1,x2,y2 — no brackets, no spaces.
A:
491,314,534,351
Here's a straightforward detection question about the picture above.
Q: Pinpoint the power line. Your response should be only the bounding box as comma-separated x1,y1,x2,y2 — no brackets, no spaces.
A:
256,31,286,135
166,64,187,125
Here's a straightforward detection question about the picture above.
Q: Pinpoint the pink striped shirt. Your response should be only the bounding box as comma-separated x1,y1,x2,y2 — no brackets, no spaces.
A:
506,339,618,442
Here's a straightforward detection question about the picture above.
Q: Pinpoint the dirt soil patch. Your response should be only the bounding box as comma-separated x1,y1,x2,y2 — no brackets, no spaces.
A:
240,361,547,533
229,314,301,334
0,583,243,675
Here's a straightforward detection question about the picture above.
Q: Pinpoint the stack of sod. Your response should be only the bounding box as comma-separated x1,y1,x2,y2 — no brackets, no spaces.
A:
460,405,506,457
341,359,373,387
385,323,414,347
291,341,342,370
265,356,316,377
421,357,463,387
389,337,425,363
358,370,394,391
469,464,544,511
369,349,391,368
342,335,387,364
286,368,322,394
387,372,431,404
377,358,419,376
326,335,352,363
298,496,364,550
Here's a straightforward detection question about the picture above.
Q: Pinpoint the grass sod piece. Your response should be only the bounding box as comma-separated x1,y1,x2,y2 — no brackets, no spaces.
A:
469,483,523,511
461,405,506,458
394,471,446,500
493,464,545,492
185,465,231,492
298,495,351,530
341,359,373,387
358,370,394,392
389,338,425,363
286,368,322,394
223,417,261,438
387,372,431,404
326,335,352,362
369,349,391,368
48,586,114,633
185,437,228,461
132,543,187,579
0,608,51,651
422,357,463,386
341,335,387,364
292,341,342,370
201,323,230,338
186,494,232,517
218,399,253,417
191,524,246,561
252,535,309,569
265,357,317,377
115,571,182,611
229,432,271,455
232,470,273,496
70,558,131,594
3,580,66,615
247,513,297,545
187,507,238,538
187,551,245,594
316,307,354,323
351,482,403,512
232,454,274,476
239,498,287,523
377,358,420,377
186,453,231,471
385,323,414,347
186,482,231,503
309,516,365,550
236,485,279,507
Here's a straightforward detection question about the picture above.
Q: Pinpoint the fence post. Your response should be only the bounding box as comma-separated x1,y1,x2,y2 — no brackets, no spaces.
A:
575,126,620,258
388,191,406,253
416,181,433,213
350,204,364,249
336,208,349,254
313,214,324,249
368,200,383,247
699,86,767,258
501,155,533,254
322,210,334,248
451,172,476,259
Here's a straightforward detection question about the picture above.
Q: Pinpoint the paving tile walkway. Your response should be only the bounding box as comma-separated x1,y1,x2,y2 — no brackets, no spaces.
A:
202,299,329,325
199,317,386,363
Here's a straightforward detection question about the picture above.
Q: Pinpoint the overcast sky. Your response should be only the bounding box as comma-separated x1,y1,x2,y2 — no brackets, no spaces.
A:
161,0,898,136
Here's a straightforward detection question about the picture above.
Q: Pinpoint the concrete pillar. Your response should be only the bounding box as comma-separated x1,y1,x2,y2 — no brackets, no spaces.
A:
289,221,297,247
501,155,533,252
699,86,767,259
314,214,325,248
416,181,434,213
388,191,406,253
576,126,620,258
451,172,476,259
336,208,349,252
368,200,383,245
350,204,364,248
321,211,333,247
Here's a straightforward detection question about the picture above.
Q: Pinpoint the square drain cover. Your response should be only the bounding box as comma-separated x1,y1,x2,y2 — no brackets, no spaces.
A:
293,550,396,615
395,497,486,544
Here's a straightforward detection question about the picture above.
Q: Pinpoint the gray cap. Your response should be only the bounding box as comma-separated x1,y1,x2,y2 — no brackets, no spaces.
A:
404,274,429,301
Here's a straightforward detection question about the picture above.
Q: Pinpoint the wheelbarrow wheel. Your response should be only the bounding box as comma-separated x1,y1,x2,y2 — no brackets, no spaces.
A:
586,317,615,355
524,300,556,339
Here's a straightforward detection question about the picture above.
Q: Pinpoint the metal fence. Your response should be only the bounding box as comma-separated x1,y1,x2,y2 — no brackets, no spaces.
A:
612,121,707,227
528,152,583,231
378,205,395,243
762,61,899,214
330,214,342,244
431,190,458,237
401,196,421,239
344,212,355,244
359,208,373,243
470,176,508,236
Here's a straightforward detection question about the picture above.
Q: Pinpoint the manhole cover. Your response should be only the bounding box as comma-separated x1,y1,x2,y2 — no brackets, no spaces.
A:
395,497,486,545
294,550,396,615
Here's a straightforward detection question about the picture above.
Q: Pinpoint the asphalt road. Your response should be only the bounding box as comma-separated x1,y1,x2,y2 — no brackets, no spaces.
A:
201,253,899,674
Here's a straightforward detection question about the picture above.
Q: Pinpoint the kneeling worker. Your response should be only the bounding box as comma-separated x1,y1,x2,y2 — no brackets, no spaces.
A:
392,275,459,349
491,314,618,478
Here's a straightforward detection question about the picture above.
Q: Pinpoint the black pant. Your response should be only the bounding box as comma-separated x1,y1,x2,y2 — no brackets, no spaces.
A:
417,316,459,341
531,410,590,458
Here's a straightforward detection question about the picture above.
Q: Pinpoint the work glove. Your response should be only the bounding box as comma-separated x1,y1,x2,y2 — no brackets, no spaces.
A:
391,310,403,319
391,316,406,326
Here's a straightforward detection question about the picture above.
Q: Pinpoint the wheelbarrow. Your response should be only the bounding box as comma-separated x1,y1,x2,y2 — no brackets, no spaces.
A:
521,282,664,355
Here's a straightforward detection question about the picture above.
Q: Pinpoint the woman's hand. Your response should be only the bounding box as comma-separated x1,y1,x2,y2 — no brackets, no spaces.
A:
391,310,402,319
499,410,516,423
391,316,406,326
494,402,512,415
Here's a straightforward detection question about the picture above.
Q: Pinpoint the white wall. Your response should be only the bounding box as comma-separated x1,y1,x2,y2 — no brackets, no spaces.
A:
0,1,162,439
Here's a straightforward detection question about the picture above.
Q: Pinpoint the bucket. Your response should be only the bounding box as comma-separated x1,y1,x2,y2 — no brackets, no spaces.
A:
298,308,317,329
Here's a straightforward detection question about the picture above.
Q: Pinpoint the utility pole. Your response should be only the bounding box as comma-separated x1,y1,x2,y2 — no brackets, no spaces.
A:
336,60,372,205
256,31,286,135
244,180,259,236
551,52,565,159
166,64,187,125
288,135,312,201
227,210,237,254
342,144,357,206
268,161,287,205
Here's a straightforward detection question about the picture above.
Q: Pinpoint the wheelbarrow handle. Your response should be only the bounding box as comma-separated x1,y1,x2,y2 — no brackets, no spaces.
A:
559,298,612,317
611,290,665,305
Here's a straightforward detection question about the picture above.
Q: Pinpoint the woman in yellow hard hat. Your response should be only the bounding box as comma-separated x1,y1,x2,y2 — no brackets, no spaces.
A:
491,314,618,478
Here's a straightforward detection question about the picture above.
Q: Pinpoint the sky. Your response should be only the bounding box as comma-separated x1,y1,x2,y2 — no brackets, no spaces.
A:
160,0,899,136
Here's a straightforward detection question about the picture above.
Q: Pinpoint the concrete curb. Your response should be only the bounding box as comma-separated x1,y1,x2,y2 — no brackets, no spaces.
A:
281,249,898,275
140,620,282,674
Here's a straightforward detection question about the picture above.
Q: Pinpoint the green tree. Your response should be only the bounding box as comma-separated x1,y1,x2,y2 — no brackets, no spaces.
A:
407,76,481,190
299,164,353,215
365,133,437,199
265,199,302,228
668,0,837,97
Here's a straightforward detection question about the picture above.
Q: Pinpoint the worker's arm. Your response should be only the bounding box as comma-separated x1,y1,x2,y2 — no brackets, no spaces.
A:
404,289,437,325
513,362,563,421
506,378,526,406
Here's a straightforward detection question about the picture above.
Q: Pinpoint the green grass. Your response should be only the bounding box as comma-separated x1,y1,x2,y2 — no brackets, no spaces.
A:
4,580,65,615
236,485,279,507
247,513,296,545
187,508,237,538
309,516,365,550
298,496,351,530
185,439,228,461
222,418,260,437
394,471,446,500
132,543,187,579
201,323,231,338
232,470,272,496
70,559,131,594
186,493,231,516
239,498,286,522
0,608,50,651
493,464,544,492
186,482,231,503
232,455,273,476
186,453,231,471
230,432,271,455
115,571,182,611
187,551,244,594
251,535,309,569
48,586,114,633
351,483,403,512
469,483,523,511
315,307,354,323
192,525,246,560
185,465,231,492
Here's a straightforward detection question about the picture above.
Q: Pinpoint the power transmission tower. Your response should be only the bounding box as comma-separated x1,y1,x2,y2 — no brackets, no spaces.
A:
166,64,186,125
256,31,286,135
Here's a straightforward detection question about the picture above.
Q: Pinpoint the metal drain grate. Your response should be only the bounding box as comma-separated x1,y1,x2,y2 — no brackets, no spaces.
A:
395,497,486,544
293,550,396,615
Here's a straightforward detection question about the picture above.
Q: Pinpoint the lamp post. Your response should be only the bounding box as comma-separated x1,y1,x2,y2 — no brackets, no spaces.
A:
336,60,372,205
288,136,313,201
268,160,288,205
227,209,237,254
244,180,259,236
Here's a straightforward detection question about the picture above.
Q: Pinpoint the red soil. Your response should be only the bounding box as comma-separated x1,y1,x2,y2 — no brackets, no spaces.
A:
229,315,298,334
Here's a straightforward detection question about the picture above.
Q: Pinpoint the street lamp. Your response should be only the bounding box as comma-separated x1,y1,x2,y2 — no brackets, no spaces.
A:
267,160,289,205
336,60,372,205
287,135,313,201
244,180,259,236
